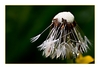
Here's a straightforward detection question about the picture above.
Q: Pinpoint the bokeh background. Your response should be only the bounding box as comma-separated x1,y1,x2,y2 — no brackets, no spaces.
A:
6,5,94,63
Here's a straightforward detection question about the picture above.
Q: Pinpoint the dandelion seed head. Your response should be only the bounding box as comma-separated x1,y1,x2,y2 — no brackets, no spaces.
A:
31,11,91,60
53,12,74,23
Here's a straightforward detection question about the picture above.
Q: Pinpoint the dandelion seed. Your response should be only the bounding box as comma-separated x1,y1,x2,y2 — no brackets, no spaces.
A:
31,34,41,43
31,11,91,59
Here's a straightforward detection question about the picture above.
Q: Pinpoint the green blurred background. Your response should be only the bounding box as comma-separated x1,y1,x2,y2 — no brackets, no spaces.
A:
6,5,94,63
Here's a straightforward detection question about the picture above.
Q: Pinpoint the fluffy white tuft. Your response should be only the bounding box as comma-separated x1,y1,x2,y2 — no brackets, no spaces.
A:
53,11,74,23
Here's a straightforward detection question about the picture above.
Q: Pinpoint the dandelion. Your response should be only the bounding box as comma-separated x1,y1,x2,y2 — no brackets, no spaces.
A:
31,11,91,59
75,53,94,64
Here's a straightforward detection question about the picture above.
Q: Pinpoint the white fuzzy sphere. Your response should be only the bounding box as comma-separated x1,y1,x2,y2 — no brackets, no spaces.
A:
53,12,74,23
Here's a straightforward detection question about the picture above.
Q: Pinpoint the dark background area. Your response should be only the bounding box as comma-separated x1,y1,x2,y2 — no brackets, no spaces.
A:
6,5,94,63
